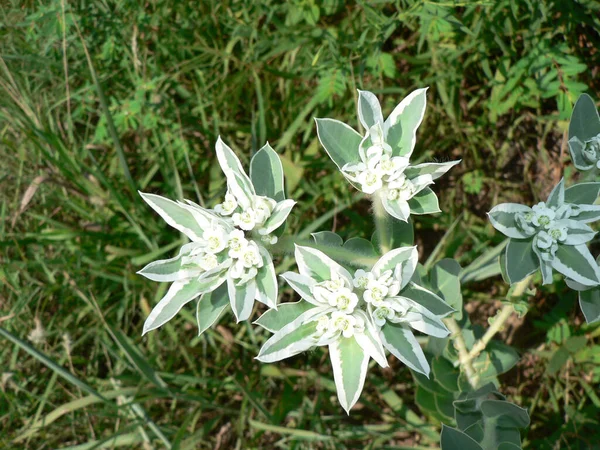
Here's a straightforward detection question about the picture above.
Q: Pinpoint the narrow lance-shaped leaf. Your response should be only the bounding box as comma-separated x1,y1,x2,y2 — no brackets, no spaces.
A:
380,323,430,376
250,143,286,201
315,118,362,170
196,282,229,336
228,276,257,322
255,246,278,309
329,336,369,414
254,301,317,333
384,87,428,157
357,89,384,131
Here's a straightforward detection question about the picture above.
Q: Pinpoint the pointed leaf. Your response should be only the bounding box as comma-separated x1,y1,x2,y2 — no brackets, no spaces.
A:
215,137,255,199
440,425,484,450
228,277,257,322
137,243,200,282
408,188,441,215
255,246,278,309
487,203,533,239
380,323,430,376
295,245,352,284
564,182,600,205
329,336,369,414
401,282,455,317
552,244,600,287
572,204,600,223
250,143,285,201
280,271,319,305
372,246,418,289
261,199,296,234
579,287,600,324
312,231,343,248
404,160,461,181
315,118,362,171
353,310,388,368
546,178,565,207
357,90,384,130
254,301,317,332
504,239,539,284
384,88,428,157
430,259,463,320
382,197,411,221
196,282,229,336
569,93,600,143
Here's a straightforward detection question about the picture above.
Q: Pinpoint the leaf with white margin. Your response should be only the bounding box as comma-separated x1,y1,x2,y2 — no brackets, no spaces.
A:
564,182,600,205
579,287,600,324
255,246,278,309
254,301,317,332
487,203,533,239
256,308,327,363
557,219,596,245
372,246,418,290
384,88,428,157
552,244,600,287
353,310,388,368
227,171,254,210
315,118,362,171
329,335,369,414
357,90,384,131
196,282,229,336
404,160,461,181
382,197,411,222
250,142,285,201
143,272,226,335
294,245,353,284
228,276,257,322
546,178,565,208
401,282,455,317
401,306,450,338
140,192,208,242
569,93,600,143
260,199,296,235
568,137,595,171
280,271,320,305
380,322,430,376
215,136,255,198
137,242,201,282
531,243,554,285
571,204,600,223
408,188,441,215
504,238,539,284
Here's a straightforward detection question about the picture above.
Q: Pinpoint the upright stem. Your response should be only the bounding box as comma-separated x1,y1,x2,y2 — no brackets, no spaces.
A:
372,193,391,254
444,274,533,389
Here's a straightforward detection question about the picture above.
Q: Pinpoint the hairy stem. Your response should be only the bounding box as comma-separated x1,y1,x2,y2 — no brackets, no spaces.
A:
372,193,391,254
271,236,378,269
445,274,533,389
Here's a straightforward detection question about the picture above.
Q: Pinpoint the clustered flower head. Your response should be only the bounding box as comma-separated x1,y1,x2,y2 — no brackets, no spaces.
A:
488,178,600,287
256,245,453,413
138,138,295,334
316,89,460,221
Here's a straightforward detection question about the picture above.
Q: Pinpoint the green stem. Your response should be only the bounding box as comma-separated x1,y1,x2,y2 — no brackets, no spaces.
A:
372,193,391,254
445,274,533,390
271,236,378,269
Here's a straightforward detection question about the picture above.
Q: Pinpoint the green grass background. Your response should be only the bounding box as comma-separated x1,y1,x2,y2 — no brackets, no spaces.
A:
2,1,600,448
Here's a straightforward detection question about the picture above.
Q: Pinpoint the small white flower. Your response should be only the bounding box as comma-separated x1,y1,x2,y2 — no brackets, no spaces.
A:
233,208,258,231
316,315,330,334
548,226,568,243
329,311,364,338
531,202,555,229
364,279,389,306
554,204,572,220
255,197,277,225
372,302,396,327
322,275,345,292
375,154,408,178
535,230,554,249
260,233,278,245
352,269,372,289
202,227,228,254
357,170,383,194
330,288,359,313
387,176,415,202
239,241,263,268
214,192,238,216
312,285,332,305
198,253,219,271
228,229,248,258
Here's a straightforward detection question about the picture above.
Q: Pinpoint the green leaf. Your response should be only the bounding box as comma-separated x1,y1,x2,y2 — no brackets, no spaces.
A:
255,247,278,309
488,203,532,239
227,277,257,322
315,118,362,170
569,93,600,143
546,178,565,208
402,282,455,317
579,287,600,323
294,245,352,283
384,88,428,157
143,274,226,335
564,182,600,205
380,323,430,376
329,336,369,414
357,90,383,130
137,243,198,282
408,188,441,215
254,301,316,332
440,425,484,450
215,137,256,203
250,143,285,201
343,237,378,257
504,239,539,284
261,199,296,234
404,161,461,181
196,282,229,336
430,259,463,320
372,246,418,289
552,244,600,287
311,231,343,248
431,357,459,393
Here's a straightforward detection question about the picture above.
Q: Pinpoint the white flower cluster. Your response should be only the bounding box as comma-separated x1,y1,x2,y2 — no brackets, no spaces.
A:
515,201,574,260
342,124,418,198
215,192,278,244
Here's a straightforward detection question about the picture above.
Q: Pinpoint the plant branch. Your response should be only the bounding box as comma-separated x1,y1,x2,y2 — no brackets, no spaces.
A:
444,274,533,389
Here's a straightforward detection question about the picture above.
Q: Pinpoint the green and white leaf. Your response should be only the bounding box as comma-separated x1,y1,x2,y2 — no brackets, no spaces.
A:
504,238,539,284
579,287,600,324
353,310,388,368
380,322,430,376
408,188,441,215
261,199,296,234
372,246,418,289
137,243,200,282
255,246,278,309
250,142,286,201
254,301,317,332
404,160,461,181
215,137,256,200
196,282,229,336
329,335,369,414
294,245,353,284
315,118,362,170
401,282,455,317
357,89,384,130
546,178,564,208
228,277,257,322
384,88,428,157
280,271,320,305
572,204,600,223
564,182,600,205
552,244,600,287
488,203,532,239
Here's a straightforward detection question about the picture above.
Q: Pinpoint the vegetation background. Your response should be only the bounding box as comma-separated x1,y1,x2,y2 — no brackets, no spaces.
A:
2,0,600,448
